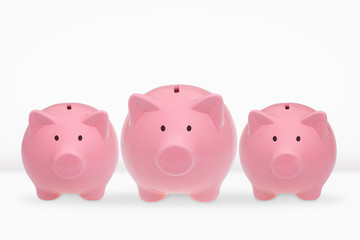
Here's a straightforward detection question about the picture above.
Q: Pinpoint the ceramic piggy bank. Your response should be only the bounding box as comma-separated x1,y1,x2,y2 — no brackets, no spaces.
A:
240,103,336,200
22,103,119,200
121,85,237,202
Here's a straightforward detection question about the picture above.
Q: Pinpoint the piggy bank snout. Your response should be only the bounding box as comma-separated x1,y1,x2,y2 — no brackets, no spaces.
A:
157,146,193,176
271,153,302,178
53,153,84,179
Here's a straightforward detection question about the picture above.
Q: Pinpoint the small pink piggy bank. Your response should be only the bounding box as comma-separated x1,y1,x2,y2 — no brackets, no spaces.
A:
121,85,237,202
240,103,336,200
22,103,119,200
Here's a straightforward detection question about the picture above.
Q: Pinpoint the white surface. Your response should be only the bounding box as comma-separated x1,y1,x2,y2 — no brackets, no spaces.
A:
0,0,360,172
0,171,359,240
1,1,360,239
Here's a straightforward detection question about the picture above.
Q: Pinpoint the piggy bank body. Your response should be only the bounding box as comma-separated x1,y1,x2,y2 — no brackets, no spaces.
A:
121,85,237,202
22,103,119,200
240,103,336,200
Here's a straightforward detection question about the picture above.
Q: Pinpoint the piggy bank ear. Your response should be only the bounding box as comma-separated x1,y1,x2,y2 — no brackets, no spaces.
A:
248,110,274,135
301,111,328,140
83,111,109,140
29,110,56,136
193,94,224,129
128,94,159,126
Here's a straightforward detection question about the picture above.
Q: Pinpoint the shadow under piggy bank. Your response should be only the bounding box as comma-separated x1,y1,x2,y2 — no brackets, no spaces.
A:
21,191,343,207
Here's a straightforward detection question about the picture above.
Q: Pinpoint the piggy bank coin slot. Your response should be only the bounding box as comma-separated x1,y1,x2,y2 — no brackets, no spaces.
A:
285,104,290,110
67,104,72,110
174,85,180,93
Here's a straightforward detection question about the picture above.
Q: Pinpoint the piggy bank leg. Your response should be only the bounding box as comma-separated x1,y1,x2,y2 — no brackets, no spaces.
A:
138,186,166,202
296,188,322,200
253,187,276,200
189,186,220,202
80,188,105,200
36,188,60,200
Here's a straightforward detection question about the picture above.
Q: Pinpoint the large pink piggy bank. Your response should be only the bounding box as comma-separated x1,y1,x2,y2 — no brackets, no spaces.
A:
22,103,119,200
240,103,336,200
121,85,237,202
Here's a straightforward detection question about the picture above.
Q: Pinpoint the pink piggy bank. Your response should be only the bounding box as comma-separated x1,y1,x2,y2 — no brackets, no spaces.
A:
22,103,119,200
121,85,237,202
240,103,336,200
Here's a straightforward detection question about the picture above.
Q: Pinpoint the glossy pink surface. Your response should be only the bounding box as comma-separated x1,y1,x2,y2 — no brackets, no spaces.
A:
121,85,237,202
240,103,336,200
22,103,119,200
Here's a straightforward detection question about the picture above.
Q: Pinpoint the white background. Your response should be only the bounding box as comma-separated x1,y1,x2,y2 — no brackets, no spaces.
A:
0,1,359,239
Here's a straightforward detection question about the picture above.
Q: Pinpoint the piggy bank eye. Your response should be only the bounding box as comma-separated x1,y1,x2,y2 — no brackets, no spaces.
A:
54,135,59,141
296,136,301,142
78,135,83,141
160,125,166,132
187,125,192,132
272,136,277,142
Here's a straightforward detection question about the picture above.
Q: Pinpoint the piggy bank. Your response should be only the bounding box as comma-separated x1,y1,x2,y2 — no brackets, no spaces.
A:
121,85,237,202
22,103,119,200
239,103,336,200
